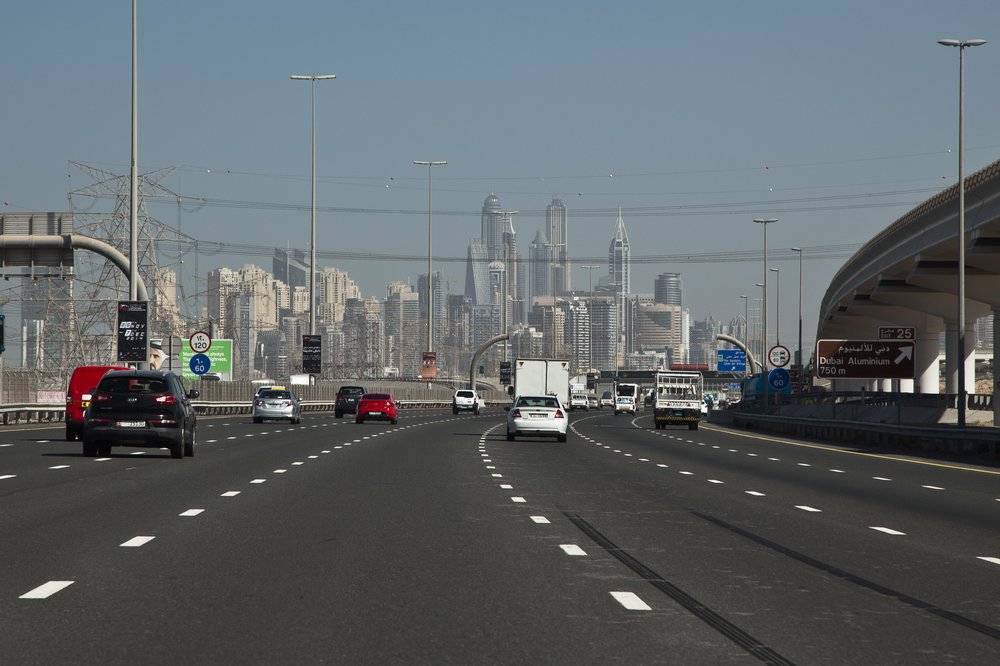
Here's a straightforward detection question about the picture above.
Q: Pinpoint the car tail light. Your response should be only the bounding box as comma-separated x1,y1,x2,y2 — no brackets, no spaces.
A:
512,408,522,418
254,399,263,407
154,394,178,406
281,400,292,407
150,418,178,427
93,391,113,403
66,394,72,405
554,409,565,419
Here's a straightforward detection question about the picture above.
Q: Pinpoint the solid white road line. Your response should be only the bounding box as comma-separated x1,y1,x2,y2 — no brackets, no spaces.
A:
20,581,74,599
610,591,651,611
121,536,155,547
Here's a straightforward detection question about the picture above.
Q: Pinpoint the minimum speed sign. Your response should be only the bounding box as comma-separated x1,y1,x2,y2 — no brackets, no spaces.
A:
768,344,791,368
189,330,212,354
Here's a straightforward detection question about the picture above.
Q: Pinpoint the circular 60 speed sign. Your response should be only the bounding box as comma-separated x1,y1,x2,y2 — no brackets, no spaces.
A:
189,330,212,354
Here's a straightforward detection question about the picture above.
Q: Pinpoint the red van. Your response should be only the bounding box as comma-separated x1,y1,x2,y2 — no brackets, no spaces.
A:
65,365,130,441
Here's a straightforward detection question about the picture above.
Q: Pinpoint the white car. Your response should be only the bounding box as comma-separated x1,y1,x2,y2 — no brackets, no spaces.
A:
569,393,589,411
600,391,615,408
506,394,568,442
452,389,481,415
614,396,636,416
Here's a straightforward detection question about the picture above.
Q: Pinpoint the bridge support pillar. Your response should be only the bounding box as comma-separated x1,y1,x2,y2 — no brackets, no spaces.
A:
915,329,940,394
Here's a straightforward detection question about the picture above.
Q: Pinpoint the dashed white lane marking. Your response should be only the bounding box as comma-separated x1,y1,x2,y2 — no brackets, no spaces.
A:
227,436,237,440
121,536,155,547
292,462,304,466
610,591,652,611
308,455,318,459
977,557,1000,566
746,491,766,497
638,458,649,462
870,526,906,536
95,458,111,462
679,471,693,476
500,484,513,489
491,473,503,478
657,464,668,468
221,491,240,497
179,509,205,517
796,505,822,512
830,469,846,473
206,439,218,443
511,497,526,503
49,465,70,470
797,463,811,467
20,581,74,599
486,466,496,470
708,479,724,484
530,516,550,524
1,474,18,480
274,469,287,474
250,479,267,484
560,544,588,556
922,485,944,491
130,451,146,456
873,477,892,482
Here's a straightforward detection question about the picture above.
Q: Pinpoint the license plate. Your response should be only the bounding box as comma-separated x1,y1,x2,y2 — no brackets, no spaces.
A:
368,411,382,416
116,420,146,428
528,412,548,419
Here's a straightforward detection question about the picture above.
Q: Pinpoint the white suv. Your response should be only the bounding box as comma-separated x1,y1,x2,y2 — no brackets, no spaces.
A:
452,389,480,415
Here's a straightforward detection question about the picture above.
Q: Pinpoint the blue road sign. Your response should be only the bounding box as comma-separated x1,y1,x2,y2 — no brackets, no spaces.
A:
767,368,792,394
716,349,747,373
189,353,211,376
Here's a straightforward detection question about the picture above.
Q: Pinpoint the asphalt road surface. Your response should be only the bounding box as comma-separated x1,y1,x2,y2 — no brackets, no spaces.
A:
0,407,997,664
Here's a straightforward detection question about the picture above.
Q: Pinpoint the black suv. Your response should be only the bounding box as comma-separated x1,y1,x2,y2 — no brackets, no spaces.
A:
334,385,367,418
82,370,199,459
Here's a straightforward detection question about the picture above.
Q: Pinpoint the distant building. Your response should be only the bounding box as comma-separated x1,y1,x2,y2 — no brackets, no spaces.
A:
546,197,570,294
654,272,682,306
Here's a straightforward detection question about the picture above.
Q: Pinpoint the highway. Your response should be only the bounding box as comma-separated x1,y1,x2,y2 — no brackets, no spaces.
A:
0,407,997,664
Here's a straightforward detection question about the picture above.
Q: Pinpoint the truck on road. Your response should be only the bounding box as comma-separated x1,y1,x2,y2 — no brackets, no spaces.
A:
511,358,570,408
653,370,704,430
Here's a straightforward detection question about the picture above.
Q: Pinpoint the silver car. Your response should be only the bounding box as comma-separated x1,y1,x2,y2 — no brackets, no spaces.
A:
253,388,302,424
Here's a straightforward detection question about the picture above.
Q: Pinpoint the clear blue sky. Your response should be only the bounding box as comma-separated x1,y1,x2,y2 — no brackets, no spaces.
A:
3,1,999,362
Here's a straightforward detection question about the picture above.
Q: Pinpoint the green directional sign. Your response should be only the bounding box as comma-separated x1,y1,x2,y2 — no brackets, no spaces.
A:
179,339,232,380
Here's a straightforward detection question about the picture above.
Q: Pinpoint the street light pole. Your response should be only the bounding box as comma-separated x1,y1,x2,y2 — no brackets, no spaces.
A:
413,160,447,357
291,73,336,336
581,264,601,373
754,218,777,409
740,294,749,373
791,247,803,386
769,267,781,345
938,37,985,428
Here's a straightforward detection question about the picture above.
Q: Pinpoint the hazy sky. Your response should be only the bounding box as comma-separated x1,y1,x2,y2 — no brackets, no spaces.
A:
3,1,999,362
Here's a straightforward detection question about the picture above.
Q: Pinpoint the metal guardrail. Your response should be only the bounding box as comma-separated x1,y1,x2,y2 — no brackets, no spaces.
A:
0,400,512,425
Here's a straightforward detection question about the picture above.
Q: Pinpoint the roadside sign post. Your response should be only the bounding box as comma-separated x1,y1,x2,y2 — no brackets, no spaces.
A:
768,344,791,369
716,349,747,373
877,326,915,341
189,331,212,354
189,353,211,377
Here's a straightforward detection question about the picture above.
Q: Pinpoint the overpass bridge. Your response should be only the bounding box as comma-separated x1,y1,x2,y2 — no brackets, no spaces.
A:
816,157,1000,419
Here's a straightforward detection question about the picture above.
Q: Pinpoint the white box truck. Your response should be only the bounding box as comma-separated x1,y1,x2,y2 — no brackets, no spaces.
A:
512,359,570,409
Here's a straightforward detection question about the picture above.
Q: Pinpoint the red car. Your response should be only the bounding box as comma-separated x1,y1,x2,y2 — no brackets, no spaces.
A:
355,392,398,425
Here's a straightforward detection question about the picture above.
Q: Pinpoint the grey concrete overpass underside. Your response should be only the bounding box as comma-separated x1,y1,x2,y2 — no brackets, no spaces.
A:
817,158,1000,412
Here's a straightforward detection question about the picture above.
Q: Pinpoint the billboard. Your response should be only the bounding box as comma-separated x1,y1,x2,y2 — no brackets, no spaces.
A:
116,301,148,363
178,339,233,381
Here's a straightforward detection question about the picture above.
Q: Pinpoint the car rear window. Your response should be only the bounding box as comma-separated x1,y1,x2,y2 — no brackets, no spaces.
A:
363,393,390,400
261,390,291,399
100,377,170,394
456,391,474,398
517,397,559,408
339,387,365,396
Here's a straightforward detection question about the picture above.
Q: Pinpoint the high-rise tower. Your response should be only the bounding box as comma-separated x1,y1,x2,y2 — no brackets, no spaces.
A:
546,197,570,294
481,194,504,262
654,272,682,306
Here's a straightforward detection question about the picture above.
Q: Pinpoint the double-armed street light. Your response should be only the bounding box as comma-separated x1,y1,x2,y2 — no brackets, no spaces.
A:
937,37,986,428
769,267,781,345
791,247,803,384
754,218,778,408
290,73,336,336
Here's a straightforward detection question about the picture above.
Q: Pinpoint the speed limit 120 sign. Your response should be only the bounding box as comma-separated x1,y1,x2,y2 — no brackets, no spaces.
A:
189,330,212,354
768,344,791,368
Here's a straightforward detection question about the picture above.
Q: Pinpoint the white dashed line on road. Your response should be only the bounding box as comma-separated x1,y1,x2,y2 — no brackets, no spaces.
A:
746,491,766,497
610,591,651,611
179,509,205,517
221,491,240,497
873,477,892,482
560,544,588,556
921,485,944,491
250,479,267,484
121,536,155,547
530,516,550,524
796,505,822,512
977,557,1000,566
49,465,70,470
870,526,906,536
511,496,526,503
20,581,74,599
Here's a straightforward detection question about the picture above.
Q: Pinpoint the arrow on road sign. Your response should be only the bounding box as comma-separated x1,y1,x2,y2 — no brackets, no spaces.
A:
895,346,913,364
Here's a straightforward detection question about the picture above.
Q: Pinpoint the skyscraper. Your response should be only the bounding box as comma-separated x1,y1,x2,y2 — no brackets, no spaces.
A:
481,193,504,262
465,239,490,306
546,197,570,294
654,272,682,306
528,229,551,303
608,207,631,297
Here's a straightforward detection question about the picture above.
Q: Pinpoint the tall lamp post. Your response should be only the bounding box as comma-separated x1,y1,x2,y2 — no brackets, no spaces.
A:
413,160,447,359
291,73,336,335
769,267,781,345
755,283,766,363
937,37,986,428
754,218,778,408
791,247,803,387
581,264,601,372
